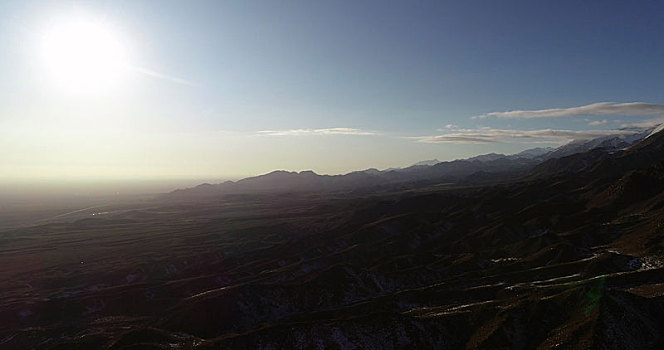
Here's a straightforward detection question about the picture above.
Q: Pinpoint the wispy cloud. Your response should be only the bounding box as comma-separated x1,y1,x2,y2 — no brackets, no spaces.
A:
474,102,664,119
258,128,377,136
588,119,608,126
619,118,664,130
129,66,198,87
413,128,635,144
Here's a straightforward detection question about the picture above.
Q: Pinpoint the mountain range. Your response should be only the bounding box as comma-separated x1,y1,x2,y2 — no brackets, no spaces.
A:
169,127,658,199
1,126,663,348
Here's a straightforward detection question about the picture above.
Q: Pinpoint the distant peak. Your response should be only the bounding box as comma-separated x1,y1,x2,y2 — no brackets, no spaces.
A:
513,147,553,158
410,159,440,167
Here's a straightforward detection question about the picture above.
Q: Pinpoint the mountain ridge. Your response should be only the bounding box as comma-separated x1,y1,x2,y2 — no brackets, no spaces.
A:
169,127,658,199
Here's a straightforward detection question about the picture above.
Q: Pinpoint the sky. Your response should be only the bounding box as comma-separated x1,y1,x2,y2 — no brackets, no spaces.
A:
1,0,664,184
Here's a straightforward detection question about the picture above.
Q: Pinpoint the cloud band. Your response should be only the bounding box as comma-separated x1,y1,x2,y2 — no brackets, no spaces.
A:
414,128,637,144
474,102,664,119
258,128,377,136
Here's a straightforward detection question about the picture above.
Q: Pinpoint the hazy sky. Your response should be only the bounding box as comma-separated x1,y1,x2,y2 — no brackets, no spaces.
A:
1,0,664,181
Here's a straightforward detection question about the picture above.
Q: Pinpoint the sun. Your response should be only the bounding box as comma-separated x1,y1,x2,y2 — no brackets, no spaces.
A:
40,17,129,96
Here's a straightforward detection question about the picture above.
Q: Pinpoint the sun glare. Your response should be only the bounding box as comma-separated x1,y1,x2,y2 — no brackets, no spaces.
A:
40,17,129,96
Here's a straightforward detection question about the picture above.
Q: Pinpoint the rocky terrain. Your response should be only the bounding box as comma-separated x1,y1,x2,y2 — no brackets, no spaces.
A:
1,130,663,349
